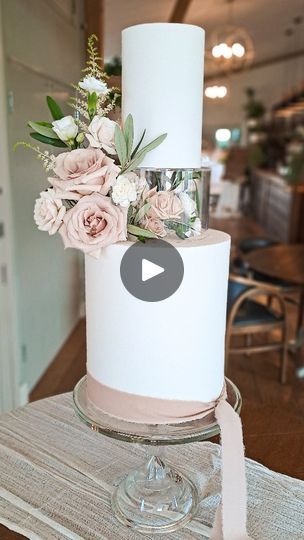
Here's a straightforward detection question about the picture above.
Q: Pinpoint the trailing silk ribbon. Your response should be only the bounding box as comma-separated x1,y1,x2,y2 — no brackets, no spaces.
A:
211,397,252,540
87,374,252,538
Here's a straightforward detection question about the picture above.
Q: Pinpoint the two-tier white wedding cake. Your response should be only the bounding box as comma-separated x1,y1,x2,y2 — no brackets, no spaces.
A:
86,23,230,423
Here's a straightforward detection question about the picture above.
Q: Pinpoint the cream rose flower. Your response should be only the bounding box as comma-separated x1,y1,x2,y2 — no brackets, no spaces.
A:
34,189,66,235
141,216,167,238
52,116,78,143
49,148,120,196
59,193,127,258
79,76,108,96
86,116,117,154
111,173,138,207
179,192,196,218
145,187,183,220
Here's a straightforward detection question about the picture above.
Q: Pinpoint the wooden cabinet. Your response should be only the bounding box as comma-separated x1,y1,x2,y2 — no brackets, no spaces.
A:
251,170,304,243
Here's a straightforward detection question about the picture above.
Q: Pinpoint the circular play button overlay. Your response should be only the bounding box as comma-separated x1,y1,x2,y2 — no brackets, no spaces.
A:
120,239,184,302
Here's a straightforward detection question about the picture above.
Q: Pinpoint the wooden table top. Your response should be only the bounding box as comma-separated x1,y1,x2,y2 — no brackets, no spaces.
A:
245,244,304,286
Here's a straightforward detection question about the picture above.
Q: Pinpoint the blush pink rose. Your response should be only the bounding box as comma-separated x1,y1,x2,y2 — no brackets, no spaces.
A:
49,148,120,196
59,193,127,258
141,216,167,237
145,187,183,220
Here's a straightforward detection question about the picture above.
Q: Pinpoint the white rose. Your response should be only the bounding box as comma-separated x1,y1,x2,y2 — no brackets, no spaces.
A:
34,189,66,235
179,192,196,218
52,116,78,143
111,174,137,207
86,116,117,154
79,76,108,96
192,217,201,236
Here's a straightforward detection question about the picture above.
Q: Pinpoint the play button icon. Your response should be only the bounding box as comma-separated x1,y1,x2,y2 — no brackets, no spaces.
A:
142,259,164,282
120,239,184,302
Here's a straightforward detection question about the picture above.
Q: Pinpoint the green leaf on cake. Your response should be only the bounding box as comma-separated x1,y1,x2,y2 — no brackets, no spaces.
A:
28,121,59,139
134,202,151,224
127,224,157,238
114,124,127,167
123,114,134,159
131,129,146,159
122,133,167,173
29,132,67,147
46,96,64,120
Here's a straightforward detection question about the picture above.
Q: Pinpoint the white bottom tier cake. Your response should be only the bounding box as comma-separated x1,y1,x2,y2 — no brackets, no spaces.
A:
85,229,230,423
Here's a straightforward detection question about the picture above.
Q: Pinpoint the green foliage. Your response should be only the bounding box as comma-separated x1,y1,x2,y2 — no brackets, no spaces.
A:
104,56,122,77
123,114,134,159
114,114,167,173
88,91,98,119
28,121,59,139
286,148,304,185
134,202,151,224
127,224,157,238
30,132,67,147
114,124,127,167
46,96,64,120
244,87,266,119
164,220,191,239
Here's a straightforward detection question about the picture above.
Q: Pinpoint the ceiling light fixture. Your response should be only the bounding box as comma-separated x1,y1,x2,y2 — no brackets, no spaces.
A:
205,85,228,99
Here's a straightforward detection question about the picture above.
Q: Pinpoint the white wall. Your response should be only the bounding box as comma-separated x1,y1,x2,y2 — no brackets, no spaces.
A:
1,0,85,393
203,55,304,142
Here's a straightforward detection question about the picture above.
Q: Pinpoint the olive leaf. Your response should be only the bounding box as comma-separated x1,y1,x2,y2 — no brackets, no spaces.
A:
114,124,127,167
28,121,59,139
127,224,156,238
123,114,134,159
131,129,146,159
134,202,151,225
122,133,167,173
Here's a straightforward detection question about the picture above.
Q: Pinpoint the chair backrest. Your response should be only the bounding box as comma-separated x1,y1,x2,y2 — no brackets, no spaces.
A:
238,237,277,254
227,279,251,313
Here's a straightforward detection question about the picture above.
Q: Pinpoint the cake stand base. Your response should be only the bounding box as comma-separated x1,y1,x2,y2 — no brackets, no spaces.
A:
112,452,198,534
73,376,241,535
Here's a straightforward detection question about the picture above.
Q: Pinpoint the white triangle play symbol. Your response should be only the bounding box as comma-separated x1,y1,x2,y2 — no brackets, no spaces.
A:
142,258,165,282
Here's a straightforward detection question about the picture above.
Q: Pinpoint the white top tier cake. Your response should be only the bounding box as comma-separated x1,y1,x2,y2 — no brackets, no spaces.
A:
122,23,205,168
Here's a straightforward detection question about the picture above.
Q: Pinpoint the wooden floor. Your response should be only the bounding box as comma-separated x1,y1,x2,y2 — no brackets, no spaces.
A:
1,215,304,540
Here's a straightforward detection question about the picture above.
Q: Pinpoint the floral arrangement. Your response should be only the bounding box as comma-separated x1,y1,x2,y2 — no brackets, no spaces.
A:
16,36,202,258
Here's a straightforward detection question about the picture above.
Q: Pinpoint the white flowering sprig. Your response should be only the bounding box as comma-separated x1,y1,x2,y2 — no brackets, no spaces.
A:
69,35,121,121
13,142,56,171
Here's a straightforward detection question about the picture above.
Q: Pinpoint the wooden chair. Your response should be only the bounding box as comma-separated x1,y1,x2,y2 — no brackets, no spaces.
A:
226,274,289,383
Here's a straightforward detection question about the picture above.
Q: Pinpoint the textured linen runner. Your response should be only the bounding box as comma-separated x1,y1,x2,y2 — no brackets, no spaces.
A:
0,393,303,540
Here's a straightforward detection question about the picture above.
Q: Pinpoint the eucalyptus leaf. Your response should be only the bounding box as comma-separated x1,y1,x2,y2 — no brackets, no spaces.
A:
134,202,151,224
131,129,146,159
30,132,67,147
28,121,59,139
46,96,64,121
135,133,167,159
123,114,134,159
127,224,156,238
122,153,145,174
114,124,127,166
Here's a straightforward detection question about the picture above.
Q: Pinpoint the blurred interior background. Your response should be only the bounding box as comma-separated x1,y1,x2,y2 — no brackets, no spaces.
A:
0,0,303,478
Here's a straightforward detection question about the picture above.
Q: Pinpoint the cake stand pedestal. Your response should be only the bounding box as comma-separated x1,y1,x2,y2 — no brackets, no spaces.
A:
73,376,241,535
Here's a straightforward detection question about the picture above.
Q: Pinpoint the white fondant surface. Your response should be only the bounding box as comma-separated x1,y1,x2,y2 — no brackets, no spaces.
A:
122,23,205,169
85,230,230,404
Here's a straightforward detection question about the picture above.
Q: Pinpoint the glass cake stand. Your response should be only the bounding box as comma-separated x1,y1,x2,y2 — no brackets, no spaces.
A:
73,376,241,535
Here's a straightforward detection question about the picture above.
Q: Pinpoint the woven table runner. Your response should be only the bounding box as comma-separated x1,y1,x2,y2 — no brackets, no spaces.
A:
0,393,303,539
